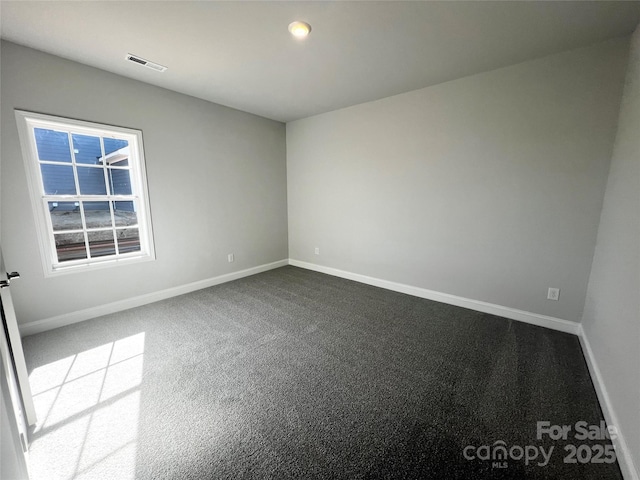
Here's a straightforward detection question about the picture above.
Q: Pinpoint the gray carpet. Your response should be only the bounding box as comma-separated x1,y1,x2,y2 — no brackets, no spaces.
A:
23,266,620,480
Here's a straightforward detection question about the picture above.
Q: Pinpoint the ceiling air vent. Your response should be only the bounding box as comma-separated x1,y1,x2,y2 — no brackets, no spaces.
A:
125,54,167,72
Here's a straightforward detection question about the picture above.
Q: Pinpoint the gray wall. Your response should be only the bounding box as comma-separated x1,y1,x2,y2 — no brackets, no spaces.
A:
287,39,628,322
582,27,640,474
1,41,288,325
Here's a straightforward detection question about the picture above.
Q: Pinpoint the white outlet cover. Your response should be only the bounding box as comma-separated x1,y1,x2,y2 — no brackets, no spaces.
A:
547,288,560,300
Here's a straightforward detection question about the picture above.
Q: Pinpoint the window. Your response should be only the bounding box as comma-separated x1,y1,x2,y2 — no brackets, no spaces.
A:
15,111,155,275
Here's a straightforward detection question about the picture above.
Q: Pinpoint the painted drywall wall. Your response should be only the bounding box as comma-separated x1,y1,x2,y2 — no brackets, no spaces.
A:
287,38,628,322
581,26,640,476
1,41,288,325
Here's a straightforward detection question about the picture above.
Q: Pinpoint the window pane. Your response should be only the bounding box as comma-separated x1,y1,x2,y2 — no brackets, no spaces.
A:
83,202,112,229
54,233,87,262
71,134,102,165
109,169,132,195
88,231,116,258
49,202,81,231
103,138,129,156
77,166,107,195
113,201,138,227
117,228,140,254
35,128,71,163
40,164,76,195
103,137,129,166
111,158,129,167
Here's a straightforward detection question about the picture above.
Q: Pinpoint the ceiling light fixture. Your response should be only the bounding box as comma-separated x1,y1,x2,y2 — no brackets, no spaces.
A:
288,21,311,39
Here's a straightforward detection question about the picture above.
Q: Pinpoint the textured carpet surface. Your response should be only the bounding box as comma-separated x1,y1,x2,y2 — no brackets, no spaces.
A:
23,266,620,479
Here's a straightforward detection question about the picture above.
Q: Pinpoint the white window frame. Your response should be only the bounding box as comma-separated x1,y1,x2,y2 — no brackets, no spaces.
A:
15,110,156,276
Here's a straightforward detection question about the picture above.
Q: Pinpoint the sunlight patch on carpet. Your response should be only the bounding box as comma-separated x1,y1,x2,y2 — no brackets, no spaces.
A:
28,333,145,480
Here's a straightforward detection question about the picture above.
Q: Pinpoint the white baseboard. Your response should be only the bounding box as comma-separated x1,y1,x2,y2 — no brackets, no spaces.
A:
289,259,580,335
19,259,289,337
578,326,639,480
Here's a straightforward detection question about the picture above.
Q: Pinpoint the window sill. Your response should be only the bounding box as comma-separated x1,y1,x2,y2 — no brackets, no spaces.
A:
45,253,156,277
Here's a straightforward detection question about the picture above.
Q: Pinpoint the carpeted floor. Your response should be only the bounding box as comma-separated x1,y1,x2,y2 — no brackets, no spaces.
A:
23,266,621,479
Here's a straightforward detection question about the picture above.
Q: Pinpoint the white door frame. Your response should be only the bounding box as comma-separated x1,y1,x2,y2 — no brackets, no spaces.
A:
0,253,36,426
0,341,30,479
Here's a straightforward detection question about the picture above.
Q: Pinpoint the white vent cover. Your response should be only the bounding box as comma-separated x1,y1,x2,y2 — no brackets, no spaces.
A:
125,54,167,72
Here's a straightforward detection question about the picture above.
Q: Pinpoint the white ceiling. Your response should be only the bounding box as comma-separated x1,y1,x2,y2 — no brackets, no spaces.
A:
2,1,639,123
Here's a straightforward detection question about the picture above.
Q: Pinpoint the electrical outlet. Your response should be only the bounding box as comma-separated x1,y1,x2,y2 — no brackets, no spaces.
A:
314,247,320,255
227,253,234,263
547,288,560,301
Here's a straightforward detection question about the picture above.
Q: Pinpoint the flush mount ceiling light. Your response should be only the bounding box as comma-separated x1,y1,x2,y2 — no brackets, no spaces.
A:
288,21,311,39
